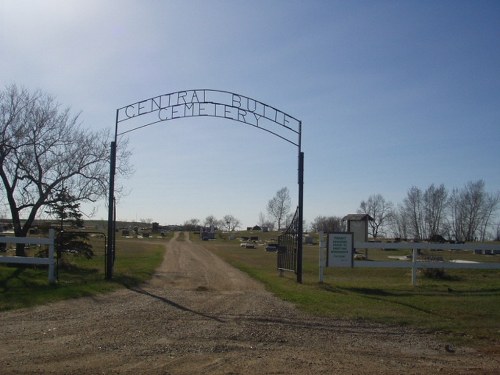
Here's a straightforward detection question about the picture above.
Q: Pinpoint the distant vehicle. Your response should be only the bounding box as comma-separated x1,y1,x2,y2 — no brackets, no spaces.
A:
265,243,279,252
240,241,256,249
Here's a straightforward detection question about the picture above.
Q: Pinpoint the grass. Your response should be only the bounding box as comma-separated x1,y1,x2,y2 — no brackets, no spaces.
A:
198,233,500,347
0,237,164,311
1,230,499,348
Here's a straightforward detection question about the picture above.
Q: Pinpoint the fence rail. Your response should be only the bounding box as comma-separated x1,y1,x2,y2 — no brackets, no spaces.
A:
354,241,500,286
0,229,56,283
320,234,500,286
355,241,500,251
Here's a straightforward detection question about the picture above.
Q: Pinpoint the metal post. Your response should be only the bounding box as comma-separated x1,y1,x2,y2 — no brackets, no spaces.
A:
48,229,56,284
297,151,304,283
411,247,417,286
106,141,116,280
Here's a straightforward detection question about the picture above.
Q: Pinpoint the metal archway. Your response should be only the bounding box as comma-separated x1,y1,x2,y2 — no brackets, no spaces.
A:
106,89,304,282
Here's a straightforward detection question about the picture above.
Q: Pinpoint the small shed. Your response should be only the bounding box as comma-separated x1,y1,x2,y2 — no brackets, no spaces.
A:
342,214,374,244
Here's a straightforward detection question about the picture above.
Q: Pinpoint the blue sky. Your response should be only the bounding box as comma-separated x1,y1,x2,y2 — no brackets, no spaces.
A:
1,0,499,228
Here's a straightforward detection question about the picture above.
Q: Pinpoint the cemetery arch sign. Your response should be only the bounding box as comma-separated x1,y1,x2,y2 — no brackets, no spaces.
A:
106,89,304,282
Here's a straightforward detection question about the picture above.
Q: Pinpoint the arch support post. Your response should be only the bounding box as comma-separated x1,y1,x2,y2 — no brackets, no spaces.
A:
297,151,304,283
106,141,116,280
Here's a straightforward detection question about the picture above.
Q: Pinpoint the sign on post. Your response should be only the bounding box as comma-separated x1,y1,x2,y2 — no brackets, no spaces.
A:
327,232,353,268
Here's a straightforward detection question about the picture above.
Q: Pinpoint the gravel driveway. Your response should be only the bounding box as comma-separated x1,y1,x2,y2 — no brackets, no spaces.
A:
0,232,498,374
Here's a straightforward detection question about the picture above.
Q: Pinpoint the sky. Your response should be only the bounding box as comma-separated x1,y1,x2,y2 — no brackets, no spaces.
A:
1,0,499,229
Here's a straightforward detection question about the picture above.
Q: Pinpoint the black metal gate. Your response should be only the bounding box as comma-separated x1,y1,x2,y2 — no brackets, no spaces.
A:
277,206,300,274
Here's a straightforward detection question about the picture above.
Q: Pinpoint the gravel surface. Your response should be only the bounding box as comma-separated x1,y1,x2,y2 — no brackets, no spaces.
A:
0,232,498,374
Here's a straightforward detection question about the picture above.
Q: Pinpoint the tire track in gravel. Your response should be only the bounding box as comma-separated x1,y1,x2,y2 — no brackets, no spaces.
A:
0,232,498,374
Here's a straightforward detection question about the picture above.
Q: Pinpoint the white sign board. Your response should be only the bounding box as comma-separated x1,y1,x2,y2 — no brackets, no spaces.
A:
327,233,353,268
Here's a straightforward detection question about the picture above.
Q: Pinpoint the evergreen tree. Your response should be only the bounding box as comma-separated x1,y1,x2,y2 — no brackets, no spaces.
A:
46,188,93,260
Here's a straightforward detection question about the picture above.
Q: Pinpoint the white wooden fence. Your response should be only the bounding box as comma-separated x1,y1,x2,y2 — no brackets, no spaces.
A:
354,241,500,286
319,233,500,286
0,229,56,283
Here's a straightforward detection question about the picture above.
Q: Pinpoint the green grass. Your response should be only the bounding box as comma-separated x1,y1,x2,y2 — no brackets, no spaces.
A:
200,235,500,347
0,238,164,311
2,231,499,348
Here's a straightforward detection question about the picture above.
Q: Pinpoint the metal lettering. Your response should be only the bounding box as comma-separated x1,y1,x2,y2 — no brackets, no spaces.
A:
215,103,224,117
275,111,283,125
151,96,162,111
137,100,148,115
264,106,276,122
246,98,257,112
158,107,171,121
254,102,265,119
232,94,241,108
191,90,205,103
224,105,233,119
125,105,136,118
253,112,262,126
238,108,247,122
118,90,300,146
184,102,194,116
172,104,182,118
165,94,172,108
177,91,187,104
283,114,290,127
151,94,170,111
199,103,208,116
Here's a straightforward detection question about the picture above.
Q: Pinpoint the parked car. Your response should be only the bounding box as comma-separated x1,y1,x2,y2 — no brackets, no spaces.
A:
245,242,256,249
240,241,256,249
265,243,279,252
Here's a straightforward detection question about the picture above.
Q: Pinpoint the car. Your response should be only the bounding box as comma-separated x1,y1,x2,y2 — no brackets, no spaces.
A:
240,241,256,248
265,243,279,252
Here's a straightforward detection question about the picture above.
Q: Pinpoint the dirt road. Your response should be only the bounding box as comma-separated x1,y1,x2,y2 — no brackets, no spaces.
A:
0,233,498,374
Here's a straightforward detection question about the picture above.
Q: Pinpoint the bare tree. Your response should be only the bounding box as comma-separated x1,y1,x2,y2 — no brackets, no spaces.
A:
266,187,291,231
183,218,200,231
222,214,240,231
310,215,345,233
0,85,130,255
403,186,425,240
449,180,499,241
257,211,275,231
478,193,500,241
357,194,393,239
258,212,266,227
394,184,449,240
389,204,410,240
204,215,221,230
364,181,498,242
423,184,448,238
